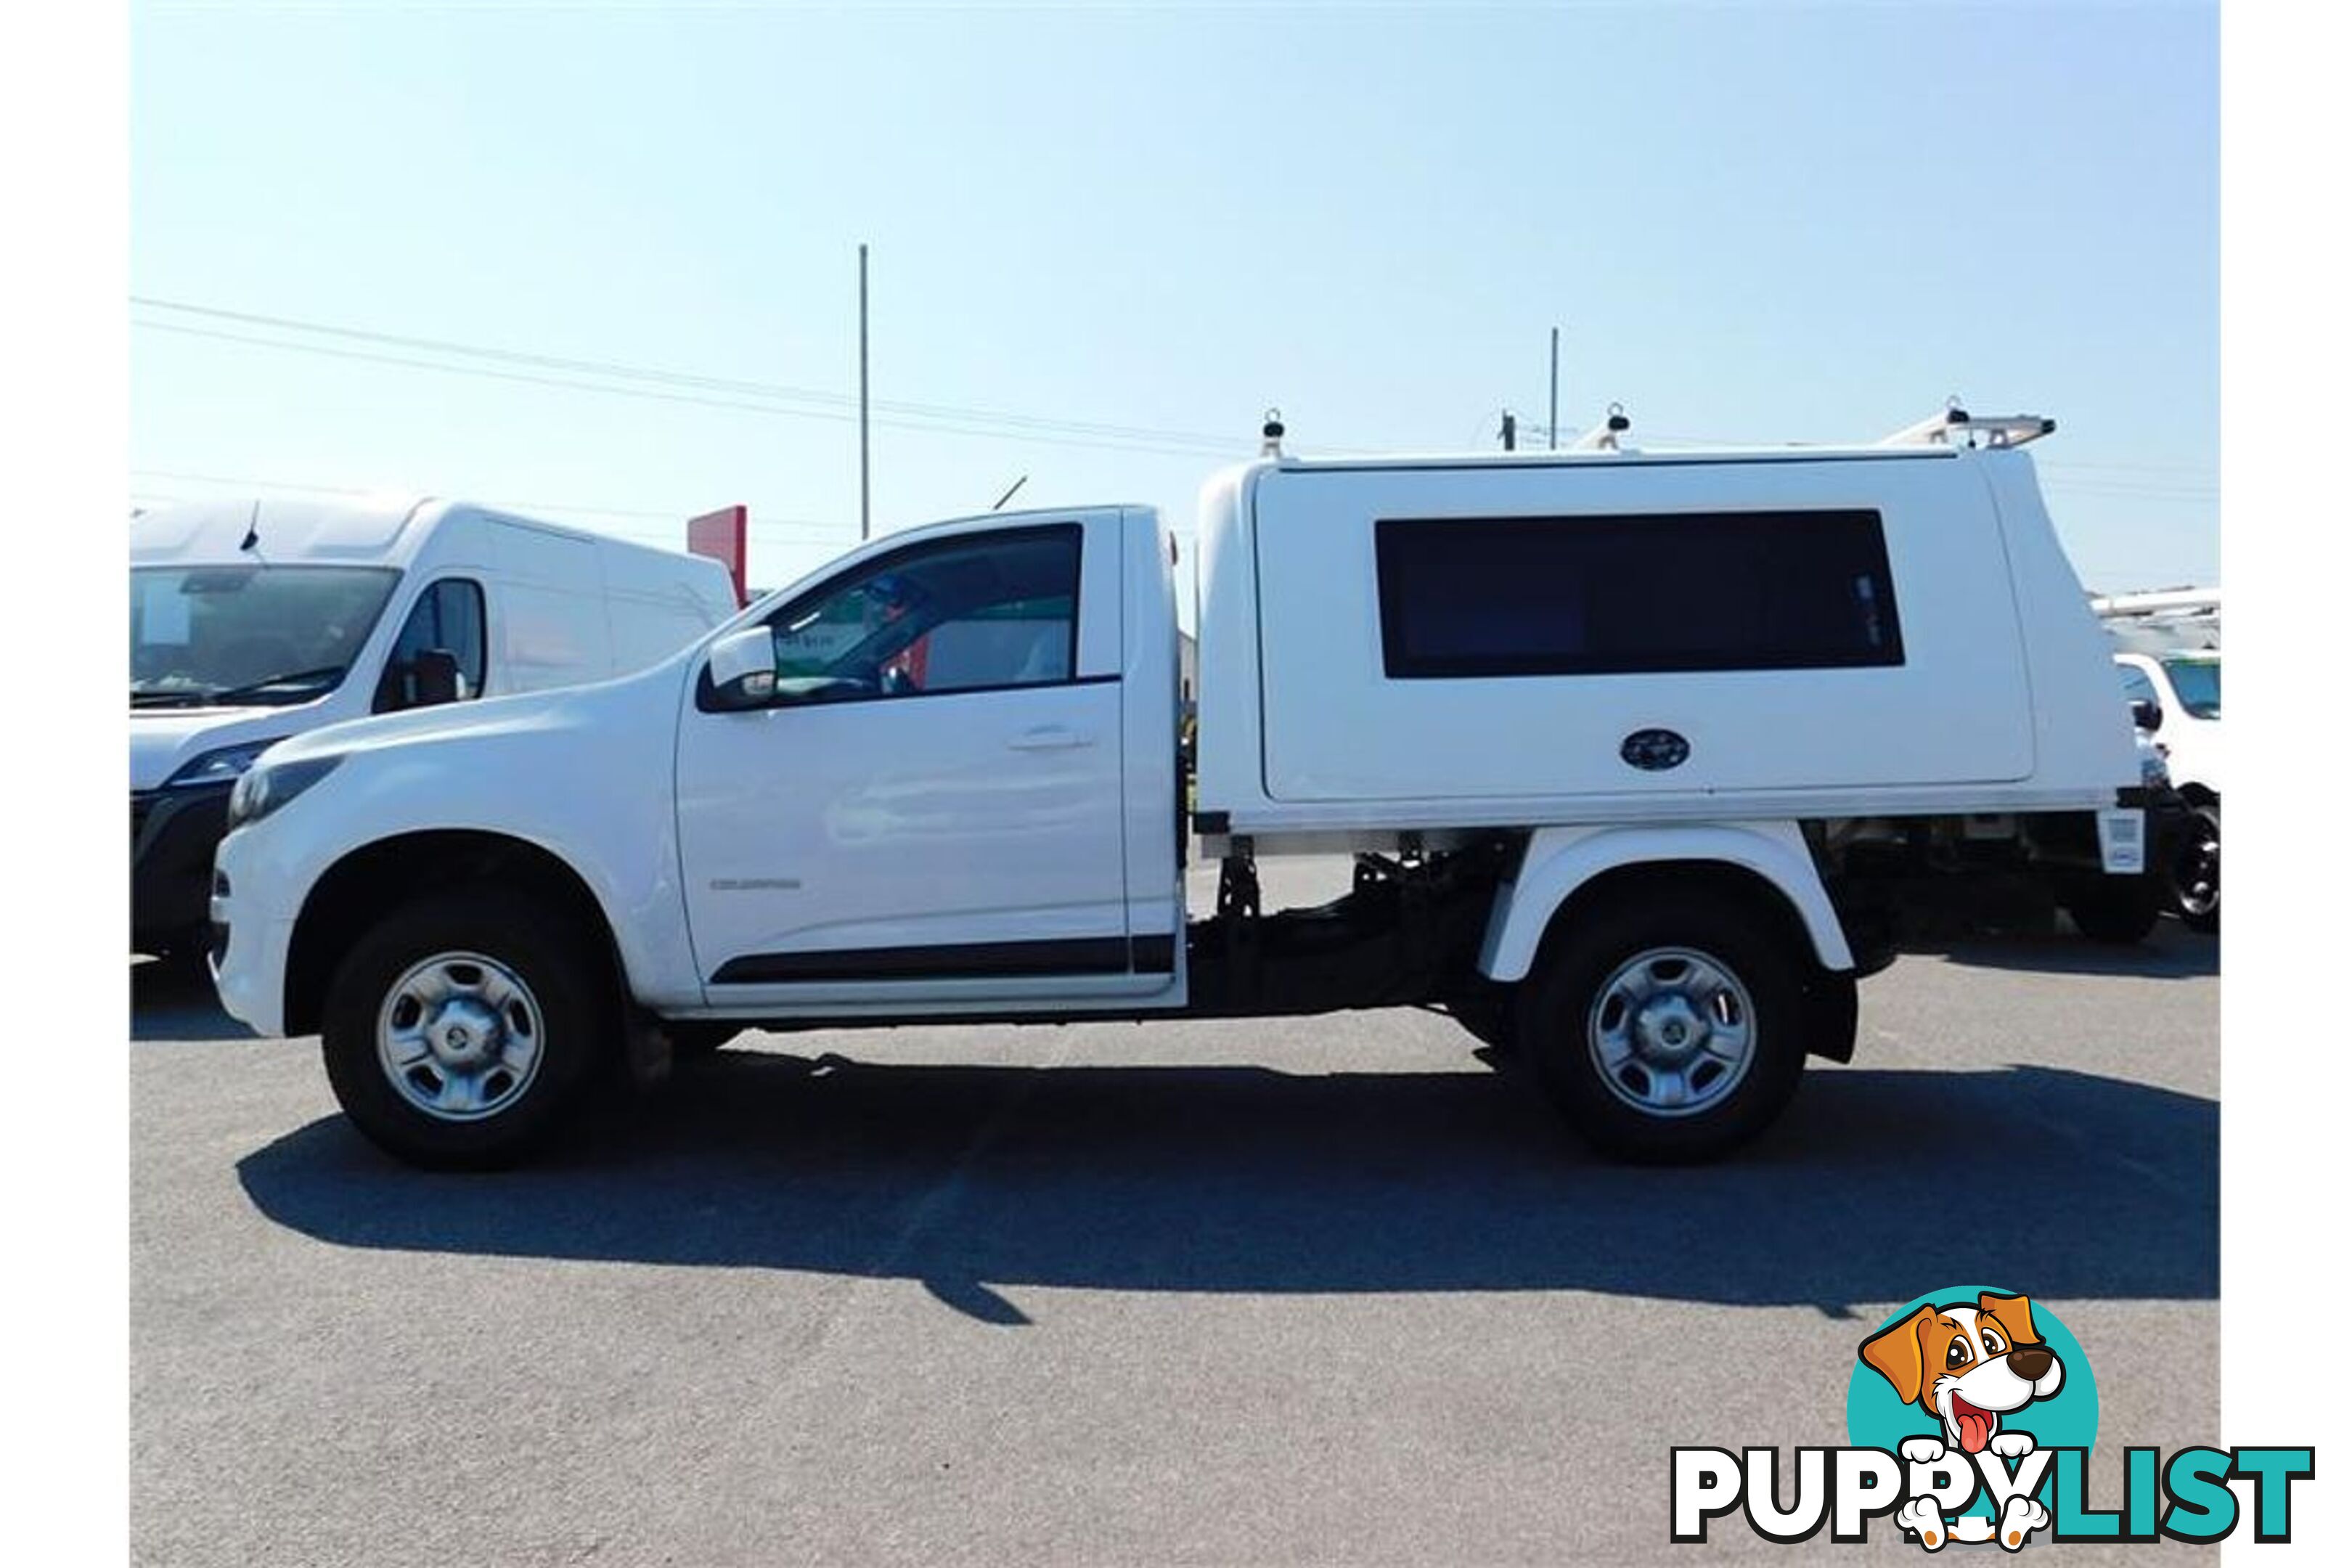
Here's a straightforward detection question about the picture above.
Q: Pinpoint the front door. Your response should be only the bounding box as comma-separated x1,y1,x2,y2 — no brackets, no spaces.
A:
676,515,1147,1013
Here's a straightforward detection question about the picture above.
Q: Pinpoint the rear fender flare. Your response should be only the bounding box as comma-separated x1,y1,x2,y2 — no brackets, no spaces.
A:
1477,820,1853,981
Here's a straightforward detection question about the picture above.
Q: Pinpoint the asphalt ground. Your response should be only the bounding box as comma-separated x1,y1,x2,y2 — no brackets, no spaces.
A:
131,859,2217,1565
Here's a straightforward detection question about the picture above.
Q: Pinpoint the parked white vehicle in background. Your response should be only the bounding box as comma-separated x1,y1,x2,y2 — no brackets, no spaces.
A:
131,494,740,955
208,409,2149,1169
2096,588,2220,931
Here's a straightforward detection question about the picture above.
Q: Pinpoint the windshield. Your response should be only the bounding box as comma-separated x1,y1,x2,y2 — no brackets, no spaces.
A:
130,565,401,707
2163,657,2220,719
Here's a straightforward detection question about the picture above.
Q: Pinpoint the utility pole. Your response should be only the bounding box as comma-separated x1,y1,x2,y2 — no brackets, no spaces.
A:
1499,410,1517,452
1548,327,1560,451
858,242,871,542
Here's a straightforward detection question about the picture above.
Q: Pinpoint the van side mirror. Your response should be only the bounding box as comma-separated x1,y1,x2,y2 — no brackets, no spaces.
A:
411,648,463,708
2130,698,2163,733
703,626,777,711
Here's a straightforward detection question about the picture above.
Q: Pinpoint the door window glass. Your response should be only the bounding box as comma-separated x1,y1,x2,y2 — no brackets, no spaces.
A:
377,579,487,710
767,526,1079,701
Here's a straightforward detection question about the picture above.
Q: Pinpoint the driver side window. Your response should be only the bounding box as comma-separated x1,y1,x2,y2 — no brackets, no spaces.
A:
376,578,486,711
769,525,1080,700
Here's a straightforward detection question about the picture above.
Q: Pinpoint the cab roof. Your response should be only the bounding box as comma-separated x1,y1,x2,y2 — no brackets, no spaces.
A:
130,494,436,565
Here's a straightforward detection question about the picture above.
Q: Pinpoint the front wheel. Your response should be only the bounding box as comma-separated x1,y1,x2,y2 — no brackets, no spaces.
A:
1517,891,1810,1163
320,889,614,1169
2171,806,2219,934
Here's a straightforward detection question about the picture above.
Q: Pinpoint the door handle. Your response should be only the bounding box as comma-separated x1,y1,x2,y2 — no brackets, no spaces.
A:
1006,724,1092,751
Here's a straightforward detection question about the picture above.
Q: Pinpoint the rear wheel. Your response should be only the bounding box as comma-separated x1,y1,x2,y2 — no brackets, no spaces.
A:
320,889,613,1169
1517,889,1810,1162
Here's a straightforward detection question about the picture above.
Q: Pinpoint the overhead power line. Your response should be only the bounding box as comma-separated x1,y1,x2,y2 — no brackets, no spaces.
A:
131,298,2216,496
131,296,1248,459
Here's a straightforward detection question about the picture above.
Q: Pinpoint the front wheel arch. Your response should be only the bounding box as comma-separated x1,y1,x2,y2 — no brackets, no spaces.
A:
285,830,623,1037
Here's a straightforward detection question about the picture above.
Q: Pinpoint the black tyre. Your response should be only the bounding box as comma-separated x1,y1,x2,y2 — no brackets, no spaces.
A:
2171,806,2219,934
2062,874,2163,944
320,889,615,1169
1516,889,1811,1163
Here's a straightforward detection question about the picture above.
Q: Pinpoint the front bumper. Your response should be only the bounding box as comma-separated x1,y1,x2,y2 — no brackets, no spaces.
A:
207,826,294,1037
131,783,233,947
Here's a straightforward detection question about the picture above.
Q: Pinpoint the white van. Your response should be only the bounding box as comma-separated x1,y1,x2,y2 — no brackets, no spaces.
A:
208,413,2149,1168
131,494,739,954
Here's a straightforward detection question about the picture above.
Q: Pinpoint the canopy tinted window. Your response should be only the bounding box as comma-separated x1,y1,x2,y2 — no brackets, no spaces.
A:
1375,510,1903,678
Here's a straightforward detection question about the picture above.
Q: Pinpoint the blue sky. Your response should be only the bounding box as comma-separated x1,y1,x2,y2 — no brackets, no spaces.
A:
131,1,2217,597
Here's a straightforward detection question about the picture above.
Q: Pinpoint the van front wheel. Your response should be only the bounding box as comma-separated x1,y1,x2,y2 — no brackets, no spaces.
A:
320,889,613,1169
1518,893,1808,1163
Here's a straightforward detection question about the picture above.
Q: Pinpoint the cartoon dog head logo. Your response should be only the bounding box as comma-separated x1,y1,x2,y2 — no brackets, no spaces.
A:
1860,1291,2065,1456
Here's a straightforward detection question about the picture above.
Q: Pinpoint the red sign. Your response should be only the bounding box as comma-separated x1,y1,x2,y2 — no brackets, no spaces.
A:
687,505,748,606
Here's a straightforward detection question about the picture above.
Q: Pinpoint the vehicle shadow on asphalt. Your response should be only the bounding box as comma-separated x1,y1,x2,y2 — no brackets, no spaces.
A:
130,957,255,1042
1930,920,2218,979
236,1054,2216,1324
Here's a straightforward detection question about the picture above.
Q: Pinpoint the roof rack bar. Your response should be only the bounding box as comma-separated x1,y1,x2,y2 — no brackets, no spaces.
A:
1879,401,2057,450
2088,587,2221,619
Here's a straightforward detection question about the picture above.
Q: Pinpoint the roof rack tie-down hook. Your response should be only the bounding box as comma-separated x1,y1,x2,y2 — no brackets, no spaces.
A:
1260,408,1286,458
1571,402,1631,452
1879,397,2056,450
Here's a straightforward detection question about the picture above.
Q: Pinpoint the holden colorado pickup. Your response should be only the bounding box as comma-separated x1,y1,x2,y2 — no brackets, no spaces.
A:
208,410,2154,1168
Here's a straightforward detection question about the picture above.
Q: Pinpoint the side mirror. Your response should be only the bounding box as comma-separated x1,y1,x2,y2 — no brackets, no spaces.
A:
411,648,463,708
2131,698,2163,733
703,625,777,711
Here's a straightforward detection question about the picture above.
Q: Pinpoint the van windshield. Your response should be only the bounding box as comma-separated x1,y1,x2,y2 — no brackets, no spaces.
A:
2163,656,2220,719
131,565,401,707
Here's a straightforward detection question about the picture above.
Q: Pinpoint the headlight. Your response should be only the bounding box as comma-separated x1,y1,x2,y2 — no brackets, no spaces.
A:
161,738,287,790
226,755,342,830
2139,741,2172,789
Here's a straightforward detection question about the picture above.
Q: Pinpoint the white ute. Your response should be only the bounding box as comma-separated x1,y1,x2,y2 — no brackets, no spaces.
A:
209,409,2147,1167
2098,589,2221,931
133,494,740,956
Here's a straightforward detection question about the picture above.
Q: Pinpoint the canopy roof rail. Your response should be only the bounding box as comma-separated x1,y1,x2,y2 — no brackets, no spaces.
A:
1879,399,2057,450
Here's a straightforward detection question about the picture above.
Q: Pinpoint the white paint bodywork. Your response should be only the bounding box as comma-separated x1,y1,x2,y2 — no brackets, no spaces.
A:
211,664,708,1034
1479,821,1855,981
671,507,1183,1018
131,495,738,790
1195,447,2135,835
2115,651,2222,799
213,506,1186,1034
211,446,2131,1037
